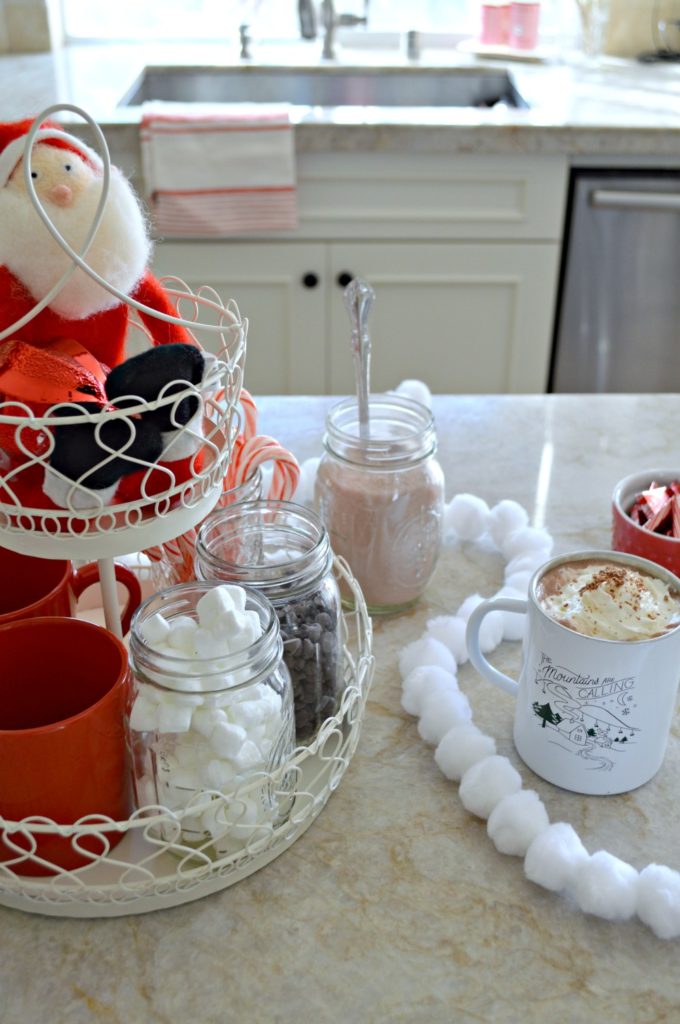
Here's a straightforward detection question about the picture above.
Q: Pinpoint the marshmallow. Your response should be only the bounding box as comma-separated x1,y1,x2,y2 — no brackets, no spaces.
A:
192,706,228,739
434,724,497,781
401,665,458,717
295,456,321,506
166,615,198,654
193,627,231,660
524,822,589,892
129,693,159,733
196,584,245,630
459,755,522,820
231,739,264,772
569,850,639,922
418,689,473,745
425,615,468,665
142,612,172,646
203,759,237,789
486,789,550,857
393,378,432,408
210,721,247,758
637,864,680,940
398,637,457,680
157,700,194,734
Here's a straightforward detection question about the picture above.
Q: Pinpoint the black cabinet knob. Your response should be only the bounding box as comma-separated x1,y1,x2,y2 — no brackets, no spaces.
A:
302,272,319,289
336,271,354,288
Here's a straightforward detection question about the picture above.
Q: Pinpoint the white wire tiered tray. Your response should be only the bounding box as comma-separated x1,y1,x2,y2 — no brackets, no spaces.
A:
0,559,373,918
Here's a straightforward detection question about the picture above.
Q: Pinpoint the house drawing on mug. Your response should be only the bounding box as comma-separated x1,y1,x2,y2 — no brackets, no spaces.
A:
532,654,640,771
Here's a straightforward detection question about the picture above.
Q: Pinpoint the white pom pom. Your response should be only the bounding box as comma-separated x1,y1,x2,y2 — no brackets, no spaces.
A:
524,822,589,892
393,379,432,408
505,551,549,577
456,594,484,623
426,615,468,665
487,789,550,857
417,689,472,745
458,755,522,820
504,571,534,595
488,500,529,549
569,851,639,921
501,526,554,562
398,637,457,680
492,585,527,642
434,724,496,781
401,665,457,717
637,864,680,940
478,608,504,654
444,494,491,542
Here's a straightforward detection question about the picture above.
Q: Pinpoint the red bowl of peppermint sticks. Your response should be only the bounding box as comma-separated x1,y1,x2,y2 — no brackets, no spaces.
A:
612,470,680,578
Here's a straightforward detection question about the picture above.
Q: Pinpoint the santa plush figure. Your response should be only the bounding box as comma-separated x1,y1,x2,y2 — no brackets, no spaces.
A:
0,116,190,368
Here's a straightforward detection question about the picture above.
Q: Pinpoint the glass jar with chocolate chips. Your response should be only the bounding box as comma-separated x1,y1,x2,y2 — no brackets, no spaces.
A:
195,500,343,743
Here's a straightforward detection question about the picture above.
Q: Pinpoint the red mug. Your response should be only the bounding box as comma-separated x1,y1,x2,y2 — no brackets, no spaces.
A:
0,547,141,634
0,617,133,875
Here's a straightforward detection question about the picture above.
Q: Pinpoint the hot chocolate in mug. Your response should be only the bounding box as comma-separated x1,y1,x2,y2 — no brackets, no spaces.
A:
465,550,680,796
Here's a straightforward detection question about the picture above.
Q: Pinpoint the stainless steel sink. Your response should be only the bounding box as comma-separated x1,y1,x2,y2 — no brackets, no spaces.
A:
119,65,528,109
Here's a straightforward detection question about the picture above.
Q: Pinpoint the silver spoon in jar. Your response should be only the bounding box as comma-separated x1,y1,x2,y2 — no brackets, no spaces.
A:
343,277,375,439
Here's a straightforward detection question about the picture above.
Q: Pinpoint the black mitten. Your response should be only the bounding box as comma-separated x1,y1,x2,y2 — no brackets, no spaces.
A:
105,343,208,433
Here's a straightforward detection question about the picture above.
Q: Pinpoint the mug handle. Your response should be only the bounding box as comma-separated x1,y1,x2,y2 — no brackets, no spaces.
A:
465,598,528,697
72,562,142,636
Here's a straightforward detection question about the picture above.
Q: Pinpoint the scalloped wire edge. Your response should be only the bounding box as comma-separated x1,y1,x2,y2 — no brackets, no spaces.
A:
0,557,374,899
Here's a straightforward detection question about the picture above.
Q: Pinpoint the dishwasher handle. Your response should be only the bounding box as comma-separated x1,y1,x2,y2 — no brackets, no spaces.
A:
590,188,680,212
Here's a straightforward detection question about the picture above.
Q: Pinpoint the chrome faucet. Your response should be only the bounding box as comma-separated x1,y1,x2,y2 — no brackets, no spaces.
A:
320,0,368,59
298,0,318,40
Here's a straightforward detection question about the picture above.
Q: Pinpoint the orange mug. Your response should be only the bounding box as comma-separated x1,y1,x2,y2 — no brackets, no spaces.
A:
0,547,141,634
0,617,133,875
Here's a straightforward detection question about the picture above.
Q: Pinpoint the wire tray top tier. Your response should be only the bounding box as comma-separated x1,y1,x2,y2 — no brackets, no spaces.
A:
0,283,247,560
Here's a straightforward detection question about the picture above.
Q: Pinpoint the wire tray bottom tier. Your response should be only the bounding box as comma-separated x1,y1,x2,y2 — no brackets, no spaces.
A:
0,573,374,918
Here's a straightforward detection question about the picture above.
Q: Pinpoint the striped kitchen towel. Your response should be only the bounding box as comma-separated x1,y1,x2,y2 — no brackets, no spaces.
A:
140,102,297,237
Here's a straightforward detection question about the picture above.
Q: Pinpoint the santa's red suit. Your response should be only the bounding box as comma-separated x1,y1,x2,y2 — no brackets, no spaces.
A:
0,116,189,370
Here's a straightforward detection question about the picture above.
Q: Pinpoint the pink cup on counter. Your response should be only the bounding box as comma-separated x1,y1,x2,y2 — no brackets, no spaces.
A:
509,1,540,49
480,2,510,46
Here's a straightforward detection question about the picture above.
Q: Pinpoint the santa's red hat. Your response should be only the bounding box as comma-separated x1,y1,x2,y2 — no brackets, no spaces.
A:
0,117,102,189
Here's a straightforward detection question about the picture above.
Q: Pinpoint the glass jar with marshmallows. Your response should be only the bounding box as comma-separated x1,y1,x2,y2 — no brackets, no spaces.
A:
127,581,295,857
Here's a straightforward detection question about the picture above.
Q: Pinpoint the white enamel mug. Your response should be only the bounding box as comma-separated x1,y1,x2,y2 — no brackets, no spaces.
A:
465,550,680,796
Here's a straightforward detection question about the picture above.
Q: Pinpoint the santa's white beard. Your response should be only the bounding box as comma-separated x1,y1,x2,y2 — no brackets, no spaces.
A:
0,165,151,319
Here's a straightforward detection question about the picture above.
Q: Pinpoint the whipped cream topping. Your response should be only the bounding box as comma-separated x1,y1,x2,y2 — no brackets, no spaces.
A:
538,561,680,641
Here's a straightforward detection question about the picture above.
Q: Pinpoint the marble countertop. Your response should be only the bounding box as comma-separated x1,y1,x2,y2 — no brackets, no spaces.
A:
2,393,680,1023
3,41,680,161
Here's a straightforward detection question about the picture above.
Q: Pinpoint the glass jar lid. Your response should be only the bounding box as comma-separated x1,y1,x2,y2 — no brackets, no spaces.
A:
323,394,437,468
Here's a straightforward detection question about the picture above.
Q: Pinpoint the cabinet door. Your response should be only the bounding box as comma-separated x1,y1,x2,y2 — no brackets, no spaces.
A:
328,243,560,394
151,242,327,395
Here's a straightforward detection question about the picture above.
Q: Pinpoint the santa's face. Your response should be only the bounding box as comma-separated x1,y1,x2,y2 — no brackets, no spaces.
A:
0,144,151,319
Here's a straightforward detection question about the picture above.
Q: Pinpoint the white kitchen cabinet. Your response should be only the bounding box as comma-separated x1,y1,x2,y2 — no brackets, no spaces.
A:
151,152,568,395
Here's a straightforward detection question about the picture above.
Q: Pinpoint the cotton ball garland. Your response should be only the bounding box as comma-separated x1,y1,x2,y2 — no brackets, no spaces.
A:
459,755,522,820
524,822,589,893
398,636,457,680
488,499,528,549
393,378,432,409
505,551,548,577
456,594,484,623
444,494,491,542
434,724,496,781
401,665,458,717
487,789,550,857
504,571,534,595
417,688,472,745
426,614,469,665
637,865,680,940
569,850,639,921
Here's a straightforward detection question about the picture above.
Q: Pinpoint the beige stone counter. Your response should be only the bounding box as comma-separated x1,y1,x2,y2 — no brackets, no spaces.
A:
2,393,680,1023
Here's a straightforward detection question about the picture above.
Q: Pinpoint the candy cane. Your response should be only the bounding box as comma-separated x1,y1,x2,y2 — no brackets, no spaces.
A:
238,388,258,441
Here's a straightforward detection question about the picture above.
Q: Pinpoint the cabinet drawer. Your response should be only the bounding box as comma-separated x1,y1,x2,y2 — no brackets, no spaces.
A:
295,152,567,242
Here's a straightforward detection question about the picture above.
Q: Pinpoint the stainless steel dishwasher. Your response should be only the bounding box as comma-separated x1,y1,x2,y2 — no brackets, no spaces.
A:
549,169,680,393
